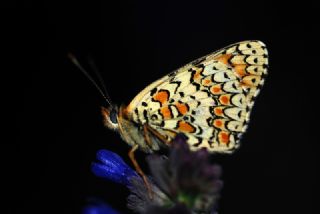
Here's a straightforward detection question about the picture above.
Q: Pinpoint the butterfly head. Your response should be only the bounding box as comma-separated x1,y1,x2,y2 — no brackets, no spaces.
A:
101,106,119,130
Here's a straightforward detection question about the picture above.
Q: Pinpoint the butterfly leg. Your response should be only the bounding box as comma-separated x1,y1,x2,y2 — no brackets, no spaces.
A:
143,124,153,147
144,124,171,146
128,144,153,199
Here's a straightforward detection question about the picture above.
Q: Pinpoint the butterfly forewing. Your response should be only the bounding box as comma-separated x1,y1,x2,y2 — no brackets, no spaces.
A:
126,41,268,153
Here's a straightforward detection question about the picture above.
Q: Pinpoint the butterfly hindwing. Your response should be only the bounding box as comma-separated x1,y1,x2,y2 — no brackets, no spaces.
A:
126,41,268,153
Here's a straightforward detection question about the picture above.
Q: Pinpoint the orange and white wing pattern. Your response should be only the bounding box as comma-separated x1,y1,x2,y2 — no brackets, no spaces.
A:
126,41,268,153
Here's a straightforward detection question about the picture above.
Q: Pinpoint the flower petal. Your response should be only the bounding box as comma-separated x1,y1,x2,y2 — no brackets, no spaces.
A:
92,149,137,186
96,150,126,166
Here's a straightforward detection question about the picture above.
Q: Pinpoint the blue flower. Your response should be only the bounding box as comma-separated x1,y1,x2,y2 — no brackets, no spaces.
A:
82,199,119,214
91,149,138,186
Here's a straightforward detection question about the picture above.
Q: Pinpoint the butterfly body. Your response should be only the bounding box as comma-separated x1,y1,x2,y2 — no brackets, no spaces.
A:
102,41,268,154
102,105,165,153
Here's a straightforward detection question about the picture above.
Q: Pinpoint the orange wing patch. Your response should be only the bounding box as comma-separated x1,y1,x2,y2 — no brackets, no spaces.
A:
192,67,204,81
160,106,172,119
214,119,223,128
153,90,169,105
218,131,230,145
219,94,231,105
175,102,189,115
216,54,232,66
177,120,196,133
241,75,261,87
202,79,211,86
210,85,222,95
234,64,247,77
213,107,224,116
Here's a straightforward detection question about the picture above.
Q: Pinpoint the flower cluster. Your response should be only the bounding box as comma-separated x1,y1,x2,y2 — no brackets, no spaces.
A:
89,134,223,214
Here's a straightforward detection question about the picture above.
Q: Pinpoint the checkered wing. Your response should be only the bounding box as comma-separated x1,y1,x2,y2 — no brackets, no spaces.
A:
127,41,268,153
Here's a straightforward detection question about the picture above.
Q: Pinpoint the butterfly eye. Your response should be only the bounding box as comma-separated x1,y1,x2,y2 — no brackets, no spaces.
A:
110,108,118,124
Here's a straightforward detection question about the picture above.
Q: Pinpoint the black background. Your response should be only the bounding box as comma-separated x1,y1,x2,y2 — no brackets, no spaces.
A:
5,0,318,213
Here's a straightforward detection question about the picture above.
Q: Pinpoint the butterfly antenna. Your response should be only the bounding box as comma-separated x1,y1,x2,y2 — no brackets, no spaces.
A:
68,53,112,107
87,55,114,106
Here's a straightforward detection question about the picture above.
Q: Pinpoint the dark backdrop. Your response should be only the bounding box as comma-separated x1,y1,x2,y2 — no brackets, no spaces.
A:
5,0,318,213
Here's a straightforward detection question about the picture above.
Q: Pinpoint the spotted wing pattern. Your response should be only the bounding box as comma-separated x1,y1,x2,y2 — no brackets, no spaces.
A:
127,41,268,153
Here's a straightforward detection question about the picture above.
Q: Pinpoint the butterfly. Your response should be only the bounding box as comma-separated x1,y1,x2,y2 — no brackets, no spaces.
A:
70,40,268,191
102,40,268,154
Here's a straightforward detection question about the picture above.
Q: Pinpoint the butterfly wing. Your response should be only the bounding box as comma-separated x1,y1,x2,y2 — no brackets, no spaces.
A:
126,40,268,153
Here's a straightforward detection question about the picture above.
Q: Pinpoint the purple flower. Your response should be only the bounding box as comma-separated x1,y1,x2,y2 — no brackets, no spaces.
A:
91,149,138,186
128,134,223,213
